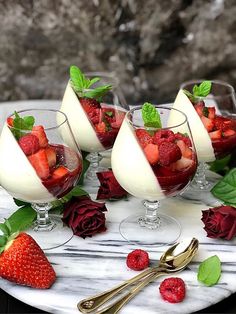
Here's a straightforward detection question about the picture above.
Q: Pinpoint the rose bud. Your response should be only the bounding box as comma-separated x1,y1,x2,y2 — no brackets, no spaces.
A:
62,196,107,238
202,205,236,240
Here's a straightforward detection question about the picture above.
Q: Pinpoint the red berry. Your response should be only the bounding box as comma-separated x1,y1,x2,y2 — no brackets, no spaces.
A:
194,102,204,117
18,134,40,156
126,249,149,271
201,116,214,132
135,129,153,148
52,166,69,179
95,122,106,133
153,130,175,145
80,97,101,114
158,142,182,166
209,130,222,140
208,107,216,119
223,129,236,137
143,143,159,164
159,277,186,303
45,146,57,168
28,149,50,179
32,125,49,148
7,117,13,127
214,116,232,131
0,233,56,289
174,132,191,147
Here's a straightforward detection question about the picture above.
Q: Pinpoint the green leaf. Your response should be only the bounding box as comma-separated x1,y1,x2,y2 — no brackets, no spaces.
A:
197,255,221,286
88,77,100,87
11,112,35,140
105,111,114,117
70,65,86,91
78,153,90,185
193,81,212,97
183,89,194,100
142,102,162,128
8,205,36,233
62,185,88,203
0,235,7,247
209,154,231,174
211,168,236,205
84,85,112,100
0,223,10,236
13,198,30,207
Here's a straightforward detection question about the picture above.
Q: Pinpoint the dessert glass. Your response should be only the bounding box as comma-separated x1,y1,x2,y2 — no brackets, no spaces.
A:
0,109,82,250
111,105,197,246
60,72,128,184
180,80,236,191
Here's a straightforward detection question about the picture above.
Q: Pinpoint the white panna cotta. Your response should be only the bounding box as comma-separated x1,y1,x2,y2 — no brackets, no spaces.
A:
172,90,215,162
60,81,105,152
111,117,164,201
0,124,55,203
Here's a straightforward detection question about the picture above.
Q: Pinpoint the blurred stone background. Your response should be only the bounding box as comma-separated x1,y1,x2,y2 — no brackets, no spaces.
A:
0,0,235,105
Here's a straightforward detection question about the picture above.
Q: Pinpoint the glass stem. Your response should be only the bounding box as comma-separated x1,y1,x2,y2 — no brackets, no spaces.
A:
193,162,209,189
32,203,55,232
86,152,103,180
138,200,161,229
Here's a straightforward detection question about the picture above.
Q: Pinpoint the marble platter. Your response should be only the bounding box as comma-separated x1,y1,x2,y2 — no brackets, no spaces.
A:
0,100,236,314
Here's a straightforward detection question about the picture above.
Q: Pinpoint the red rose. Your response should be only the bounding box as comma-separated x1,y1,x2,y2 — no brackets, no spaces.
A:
97,171,128,200
62,196,107,238
202,205,236,240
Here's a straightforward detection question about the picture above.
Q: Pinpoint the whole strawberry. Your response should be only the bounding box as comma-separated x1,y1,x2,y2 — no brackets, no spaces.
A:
0,230,56,289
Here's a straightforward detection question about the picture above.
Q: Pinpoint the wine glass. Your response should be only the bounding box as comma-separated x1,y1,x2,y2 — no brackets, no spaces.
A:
0,109,82,250
180,80,236,191
60,71,128,185
111,105,197,246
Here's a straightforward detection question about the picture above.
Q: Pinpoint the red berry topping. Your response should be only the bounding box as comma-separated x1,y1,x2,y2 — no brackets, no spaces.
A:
0,232,56,289
80,97,101,113
223,129,236,137
208,107,216,119
201,116,214,132
45,146,57,168
209,130,222,140
52,166,69,179
18,134,40,156
7,117,13,127
214,116,232,131
158,142,182,166
32,125,49,148
95,122,106,133
153,130,175,145
126,249,149,271
159,277,186,303
144,143,159,164
28,149,50,179
135,129,153,148
194,102,204,117
174,132,191,147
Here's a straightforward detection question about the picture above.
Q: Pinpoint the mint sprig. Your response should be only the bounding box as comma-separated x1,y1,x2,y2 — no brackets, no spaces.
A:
211,168,236,206
70,65,112,101
10,111,35,140
141,102,162,128
197,255,221,286
183,80,212,102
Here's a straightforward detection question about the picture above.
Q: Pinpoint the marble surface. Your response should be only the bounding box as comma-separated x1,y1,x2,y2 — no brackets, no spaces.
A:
0,101,236,313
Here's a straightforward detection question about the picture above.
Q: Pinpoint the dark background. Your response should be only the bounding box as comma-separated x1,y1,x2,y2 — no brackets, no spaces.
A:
0,0,236,105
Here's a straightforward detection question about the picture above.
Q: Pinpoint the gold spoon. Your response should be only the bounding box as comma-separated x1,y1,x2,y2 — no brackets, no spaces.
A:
78,238,199,313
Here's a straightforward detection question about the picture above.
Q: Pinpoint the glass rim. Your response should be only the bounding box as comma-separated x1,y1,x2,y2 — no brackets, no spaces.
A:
180,79,235,99
7,108,68,131
126,104,188,130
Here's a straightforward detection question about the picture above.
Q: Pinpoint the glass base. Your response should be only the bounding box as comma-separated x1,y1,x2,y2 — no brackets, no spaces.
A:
27,216,73,251
189,178,214,191
119,212,181,246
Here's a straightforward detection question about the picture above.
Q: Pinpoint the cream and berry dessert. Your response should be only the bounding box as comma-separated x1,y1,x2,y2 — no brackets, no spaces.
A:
111,103,197,200
0,112,82,203
173,81,236,161
60,66,126,153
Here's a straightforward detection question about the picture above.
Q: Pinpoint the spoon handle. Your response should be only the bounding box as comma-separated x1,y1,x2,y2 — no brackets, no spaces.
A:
77,266,161,313
95,270,165,314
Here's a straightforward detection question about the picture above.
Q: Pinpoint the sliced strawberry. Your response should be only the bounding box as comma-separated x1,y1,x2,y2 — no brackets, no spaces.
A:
7,117,13,127
208,107,216,119
79,97,101,114
194,103,204,117
45,146,57,168
201,116,214,132
223,129,236,137
173,157,194,171
18,134,40,156
143,143,159,164
174,132,191,147
28,149,50,179
95,122,106,133
214,116,232,131
135,129,153,148
158,142,182,166
209,130,222,140
52,166,69,179
176,140,192,159
110,112,126,129
32,126,49,148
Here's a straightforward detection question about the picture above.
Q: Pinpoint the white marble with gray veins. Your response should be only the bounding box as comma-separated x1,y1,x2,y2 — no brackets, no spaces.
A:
0,100,236,313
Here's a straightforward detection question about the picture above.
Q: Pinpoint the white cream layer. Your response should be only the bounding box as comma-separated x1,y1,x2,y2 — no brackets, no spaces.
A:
111,117,164,201
0,124,55,203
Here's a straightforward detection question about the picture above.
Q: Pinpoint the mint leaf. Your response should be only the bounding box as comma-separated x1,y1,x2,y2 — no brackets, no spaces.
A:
105,111,114,117
211,168,236,206
193,81,212,97
142,102,162,128
183,89,194,101
8,205,36,233
89,77,100,87
84,85,112,100
11,112,35,140
197,255,221,286
70,65,87,92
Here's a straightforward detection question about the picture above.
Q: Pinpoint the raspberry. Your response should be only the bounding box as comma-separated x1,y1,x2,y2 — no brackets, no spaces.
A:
174,132,191,147
153,130,175,145
18,134,40,156
135,129,153,148
126,249,149,271
158,142,182,166
159,277,186,303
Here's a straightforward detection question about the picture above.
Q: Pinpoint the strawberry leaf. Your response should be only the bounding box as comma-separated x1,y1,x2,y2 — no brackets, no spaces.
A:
142,102,162,128
0,223,10,236
0,235,7,247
